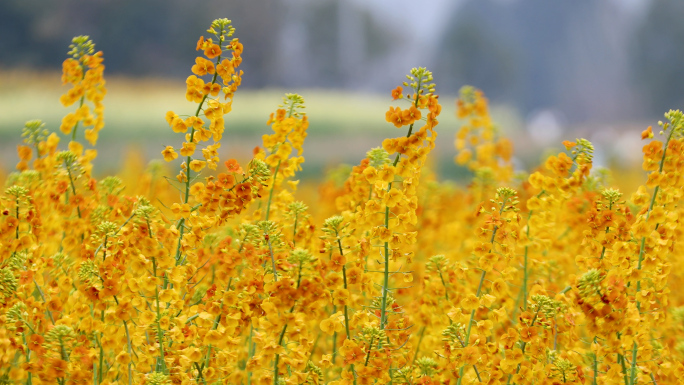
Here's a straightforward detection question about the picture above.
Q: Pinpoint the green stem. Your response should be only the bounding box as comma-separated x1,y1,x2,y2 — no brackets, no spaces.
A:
379,115,417,334
267,235,278,281
629,341,638,385
380,203,391,331
272,324,288,385
33,279,55,325
336,236,357,385
599,202,612,261
123,320,133,385
593,337,598,385
247,323,254,385
331,305,338,365
102,236,107,261
363,336,375,366
265,160,282,221
199,281,233,382
464,271,486,346
65,162,82,219
619,353,629,385
22,333,32,385
15,197,19,239
194,362,205,383
98,310,105,383
438,269,450,301
412,326,426,365
308,332,321,362
152,257,166,373
272,267,304,385
292,212,299,247
522,209,533,311
265,100,298,222
71,67,87,141
336,239,352,340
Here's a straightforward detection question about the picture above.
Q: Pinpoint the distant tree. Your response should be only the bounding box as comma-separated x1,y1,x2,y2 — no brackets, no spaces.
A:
0,1,33,67
435,15,518,100
274,0,399,89
0,0,66,68
436,0,631,123
632,0,684,115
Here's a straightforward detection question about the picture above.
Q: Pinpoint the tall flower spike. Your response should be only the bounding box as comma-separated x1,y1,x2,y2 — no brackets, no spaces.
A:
59,35,106,145
454,86,513,184
163,19,249,269
261,93,309,221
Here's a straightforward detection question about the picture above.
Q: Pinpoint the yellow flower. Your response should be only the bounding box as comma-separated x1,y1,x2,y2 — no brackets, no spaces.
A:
363,166,378,183
383,188,403,208
333,288,350,306
191,56,215,76
261,301,277,316
84,128,99,145
171,117,188,133
185,75,205,102
319,354,333,369
166,110,178,125
377,165,395,183
204,43,222,59
472,242,490,257
372,226,392,243
641,126,653,140
507,348,523,364
180,141,196,156
320,318,335,335
162,146,178,162
189,159,206,172
139,311,156,325
480,294,496,307
115,351,131,365
461,293,479,311
320,315,345,336
528,171,544,189
478,253,497,272
184,347,202,362
171,203,192,218
203,330,222,345
158,289,175,302
60,113,78,135
216,58,234,80
491,279,508,297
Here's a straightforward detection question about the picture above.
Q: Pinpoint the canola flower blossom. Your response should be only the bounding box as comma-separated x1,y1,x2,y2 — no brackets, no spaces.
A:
1,17,684,385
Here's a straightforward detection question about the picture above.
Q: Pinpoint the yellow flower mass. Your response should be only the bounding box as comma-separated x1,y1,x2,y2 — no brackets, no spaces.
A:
2,16,684,385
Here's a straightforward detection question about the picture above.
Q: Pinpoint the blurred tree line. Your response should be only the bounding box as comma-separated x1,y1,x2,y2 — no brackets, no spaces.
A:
434,0,684,122
0,0,285,87
1,0,681,121
0,0,397,88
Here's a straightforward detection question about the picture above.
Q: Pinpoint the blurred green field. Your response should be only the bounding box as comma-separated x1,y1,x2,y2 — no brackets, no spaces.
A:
0,70,465,138
0,70,528,180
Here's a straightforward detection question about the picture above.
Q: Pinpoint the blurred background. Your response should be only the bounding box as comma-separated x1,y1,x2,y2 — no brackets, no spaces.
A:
0,0,680,180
